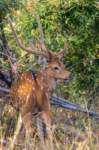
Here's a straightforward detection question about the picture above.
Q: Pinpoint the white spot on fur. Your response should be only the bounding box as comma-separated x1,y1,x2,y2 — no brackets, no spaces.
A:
25,94,30,104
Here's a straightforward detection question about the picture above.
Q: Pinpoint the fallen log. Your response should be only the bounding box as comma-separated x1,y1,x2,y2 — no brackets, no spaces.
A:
0,86,99,119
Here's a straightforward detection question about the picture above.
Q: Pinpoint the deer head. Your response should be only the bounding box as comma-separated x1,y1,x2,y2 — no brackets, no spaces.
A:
8,17,70,84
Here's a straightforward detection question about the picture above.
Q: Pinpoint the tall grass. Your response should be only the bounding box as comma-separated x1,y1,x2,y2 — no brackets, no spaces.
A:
0,101,99,150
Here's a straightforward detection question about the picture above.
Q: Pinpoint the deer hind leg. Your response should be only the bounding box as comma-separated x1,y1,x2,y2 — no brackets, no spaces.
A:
21,112,33,140
20,98,34,140
37,110,54,150
36,116,46,144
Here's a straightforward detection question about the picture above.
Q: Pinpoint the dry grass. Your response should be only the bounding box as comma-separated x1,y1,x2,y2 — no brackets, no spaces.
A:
0,98,99,150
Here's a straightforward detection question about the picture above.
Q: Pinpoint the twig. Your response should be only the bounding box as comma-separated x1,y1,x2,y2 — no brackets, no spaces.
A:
0,87,10,93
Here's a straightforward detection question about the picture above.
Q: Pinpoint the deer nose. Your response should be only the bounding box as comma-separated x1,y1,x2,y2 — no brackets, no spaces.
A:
64,71,71,81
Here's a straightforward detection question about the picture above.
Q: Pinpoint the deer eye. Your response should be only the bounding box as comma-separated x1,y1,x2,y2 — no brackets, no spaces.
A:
54,66,59,70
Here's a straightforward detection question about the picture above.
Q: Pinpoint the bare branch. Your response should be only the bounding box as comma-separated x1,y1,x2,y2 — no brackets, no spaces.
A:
0,52,15,61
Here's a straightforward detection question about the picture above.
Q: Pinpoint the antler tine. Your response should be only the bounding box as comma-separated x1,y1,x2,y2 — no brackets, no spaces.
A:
55,42,69,58
7,17,49,58
35,14,48,52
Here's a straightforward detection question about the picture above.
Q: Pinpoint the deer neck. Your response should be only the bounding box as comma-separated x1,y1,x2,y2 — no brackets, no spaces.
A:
37,69,57,94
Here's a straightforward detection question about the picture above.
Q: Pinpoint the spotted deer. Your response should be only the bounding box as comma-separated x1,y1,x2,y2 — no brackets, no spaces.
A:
7,17,71,150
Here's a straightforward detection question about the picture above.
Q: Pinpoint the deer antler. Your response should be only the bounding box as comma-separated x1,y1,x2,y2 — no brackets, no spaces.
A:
35,14,45,49
8,16,66,60
7,17,49,58
55,42,68,58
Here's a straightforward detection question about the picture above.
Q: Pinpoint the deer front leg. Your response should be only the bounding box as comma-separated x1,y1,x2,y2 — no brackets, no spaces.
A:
36,92,54,150
42,110,54,150
21,111,35,150
22,112,33,140
37,110,54,150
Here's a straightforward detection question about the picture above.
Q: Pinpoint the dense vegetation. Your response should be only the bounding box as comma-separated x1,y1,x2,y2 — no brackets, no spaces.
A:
0,0,99,149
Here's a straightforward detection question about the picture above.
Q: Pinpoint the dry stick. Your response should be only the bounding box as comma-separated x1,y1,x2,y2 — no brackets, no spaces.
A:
0,51,18,85
9,114,22,150
0,50,15,65
5,50,18,75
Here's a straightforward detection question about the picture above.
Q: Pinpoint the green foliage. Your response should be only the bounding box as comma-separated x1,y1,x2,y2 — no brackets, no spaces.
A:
0,1,99,149
0,0,23,18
